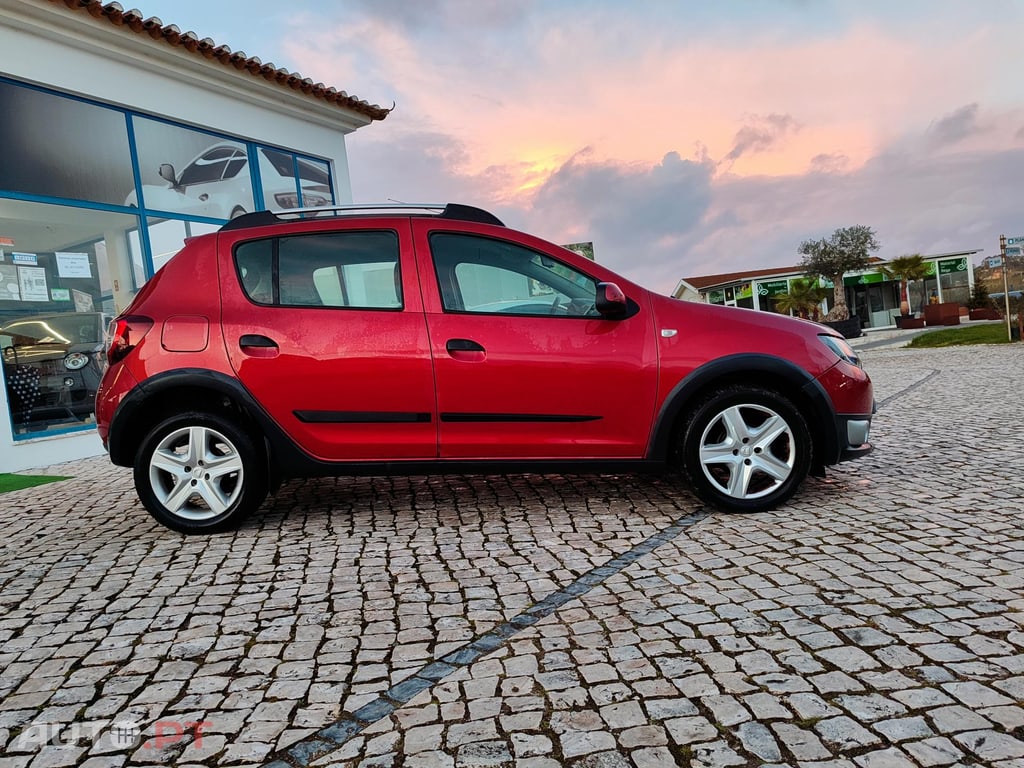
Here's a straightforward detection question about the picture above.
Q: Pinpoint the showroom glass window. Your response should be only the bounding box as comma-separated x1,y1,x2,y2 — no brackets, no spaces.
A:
0,76,337,440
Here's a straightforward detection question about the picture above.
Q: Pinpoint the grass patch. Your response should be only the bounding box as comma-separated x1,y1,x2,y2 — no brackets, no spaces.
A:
908,322,1016,348
0,473,71,493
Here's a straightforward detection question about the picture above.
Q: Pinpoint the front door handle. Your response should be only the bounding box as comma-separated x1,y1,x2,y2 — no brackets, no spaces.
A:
446,338,486,362
446,339,485,353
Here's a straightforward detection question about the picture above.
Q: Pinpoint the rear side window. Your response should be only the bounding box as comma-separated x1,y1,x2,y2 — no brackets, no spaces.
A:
234,231,402,309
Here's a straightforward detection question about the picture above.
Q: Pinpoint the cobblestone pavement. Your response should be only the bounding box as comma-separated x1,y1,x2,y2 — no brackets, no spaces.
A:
1,343,1023,768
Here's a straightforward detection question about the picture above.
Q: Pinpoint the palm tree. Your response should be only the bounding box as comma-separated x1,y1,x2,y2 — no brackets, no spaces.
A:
880,254,930,316
774,278,829,320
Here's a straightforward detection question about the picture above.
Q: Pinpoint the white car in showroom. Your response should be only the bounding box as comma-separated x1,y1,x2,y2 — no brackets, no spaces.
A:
126,143,332,220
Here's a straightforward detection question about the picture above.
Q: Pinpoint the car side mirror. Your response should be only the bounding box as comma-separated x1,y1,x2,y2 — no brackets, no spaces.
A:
595,281,628,318
158,163,177,185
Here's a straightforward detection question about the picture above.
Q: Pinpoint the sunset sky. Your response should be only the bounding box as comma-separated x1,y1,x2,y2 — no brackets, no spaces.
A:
139,0,1024,293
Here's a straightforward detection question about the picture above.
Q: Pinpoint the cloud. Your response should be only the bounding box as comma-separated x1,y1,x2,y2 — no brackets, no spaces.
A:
722,114,801,166
926,103,984,148
809,153,850,174
283,1,1024,293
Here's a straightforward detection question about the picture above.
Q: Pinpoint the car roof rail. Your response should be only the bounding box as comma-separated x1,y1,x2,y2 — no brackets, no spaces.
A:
219,203,504,232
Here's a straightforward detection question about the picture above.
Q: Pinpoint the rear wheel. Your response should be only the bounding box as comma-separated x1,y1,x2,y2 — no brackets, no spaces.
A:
679,386,811,512
133,411,267,534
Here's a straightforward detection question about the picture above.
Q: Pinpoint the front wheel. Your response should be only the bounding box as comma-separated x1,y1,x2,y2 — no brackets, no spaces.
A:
133,412,267,534
679,386,811,513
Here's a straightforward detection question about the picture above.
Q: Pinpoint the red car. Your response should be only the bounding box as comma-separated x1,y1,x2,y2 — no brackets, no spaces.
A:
96,204,873,533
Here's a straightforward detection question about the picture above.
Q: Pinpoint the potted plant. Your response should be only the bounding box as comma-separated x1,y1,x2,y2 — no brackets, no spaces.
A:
773,278,830,321
798,225,880,339
967,281,1000,321
880,254,930,327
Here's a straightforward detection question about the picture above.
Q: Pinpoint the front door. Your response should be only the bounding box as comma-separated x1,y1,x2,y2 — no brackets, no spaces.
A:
414,225,659,459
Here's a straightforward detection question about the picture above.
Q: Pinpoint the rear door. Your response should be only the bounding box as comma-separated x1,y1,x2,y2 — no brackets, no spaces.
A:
412,221,659,459
220,219,438,461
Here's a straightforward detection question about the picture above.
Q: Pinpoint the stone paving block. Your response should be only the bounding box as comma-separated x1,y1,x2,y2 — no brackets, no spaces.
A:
2,346,1024,766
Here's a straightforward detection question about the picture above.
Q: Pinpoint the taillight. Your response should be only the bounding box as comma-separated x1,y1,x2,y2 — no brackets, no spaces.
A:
106,316,153,365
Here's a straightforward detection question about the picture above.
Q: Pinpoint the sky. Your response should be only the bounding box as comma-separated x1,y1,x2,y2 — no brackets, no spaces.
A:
136,0,1024,294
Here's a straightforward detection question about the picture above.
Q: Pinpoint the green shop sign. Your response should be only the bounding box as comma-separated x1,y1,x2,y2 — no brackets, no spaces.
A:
757,279,790,297
843,271,885,286
736,282,753,300
939,257,968,275
707,289,726,304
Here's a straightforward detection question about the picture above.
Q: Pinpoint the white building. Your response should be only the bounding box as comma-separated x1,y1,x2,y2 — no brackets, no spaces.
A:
1,0,388,472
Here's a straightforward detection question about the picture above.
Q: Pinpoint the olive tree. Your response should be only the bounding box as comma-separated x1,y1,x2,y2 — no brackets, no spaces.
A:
798,225,880,321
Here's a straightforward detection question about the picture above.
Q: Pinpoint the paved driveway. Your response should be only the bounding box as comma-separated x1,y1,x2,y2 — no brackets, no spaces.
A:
1,343,1022,768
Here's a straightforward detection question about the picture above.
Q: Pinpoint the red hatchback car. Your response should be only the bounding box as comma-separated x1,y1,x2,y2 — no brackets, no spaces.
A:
96,204,873,533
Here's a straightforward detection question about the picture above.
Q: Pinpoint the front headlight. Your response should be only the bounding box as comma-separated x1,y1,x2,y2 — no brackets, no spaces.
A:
64,352,90,370
819,334,862,368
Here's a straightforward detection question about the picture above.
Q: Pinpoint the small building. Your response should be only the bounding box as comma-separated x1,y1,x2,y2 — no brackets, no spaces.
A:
1,0,389,472
677,250,980,328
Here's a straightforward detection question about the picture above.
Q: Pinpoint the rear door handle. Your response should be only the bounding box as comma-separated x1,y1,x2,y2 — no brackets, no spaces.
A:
239,334,279,358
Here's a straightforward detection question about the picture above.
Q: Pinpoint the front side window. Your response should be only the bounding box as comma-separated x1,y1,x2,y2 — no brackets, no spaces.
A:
235,231,401,309
430,233,598,317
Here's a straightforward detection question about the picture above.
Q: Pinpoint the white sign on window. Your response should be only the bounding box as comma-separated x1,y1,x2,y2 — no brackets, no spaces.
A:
56,251,92,278
18,266,49,301
0,264,20,299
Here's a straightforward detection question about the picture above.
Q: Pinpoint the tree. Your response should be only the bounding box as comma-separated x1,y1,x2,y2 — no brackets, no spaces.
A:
798,225,880,320
967,279,992,310
774,278,829,320
880,254,930,316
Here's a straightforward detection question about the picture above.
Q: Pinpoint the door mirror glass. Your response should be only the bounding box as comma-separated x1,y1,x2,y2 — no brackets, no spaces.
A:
158,163,177,185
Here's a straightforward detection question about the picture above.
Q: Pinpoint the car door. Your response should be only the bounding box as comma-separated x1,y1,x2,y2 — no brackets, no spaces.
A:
221,219,437,461
413,221,659,460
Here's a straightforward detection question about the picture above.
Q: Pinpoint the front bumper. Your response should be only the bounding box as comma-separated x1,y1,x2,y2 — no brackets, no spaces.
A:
836,411,873,462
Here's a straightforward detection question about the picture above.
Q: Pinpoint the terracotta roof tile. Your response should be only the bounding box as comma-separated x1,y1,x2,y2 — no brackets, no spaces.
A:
46,0,392,121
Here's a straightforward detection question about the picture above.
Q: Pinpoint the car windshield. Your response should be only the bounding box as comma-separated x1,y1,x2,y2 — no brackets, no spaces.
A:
0,314,104,347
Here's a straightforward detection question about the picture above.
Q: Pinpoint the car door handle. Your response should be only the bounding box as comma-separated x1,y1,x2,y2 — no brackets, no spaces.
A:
446,338,486,362
239,334,279,358
446,339,485,352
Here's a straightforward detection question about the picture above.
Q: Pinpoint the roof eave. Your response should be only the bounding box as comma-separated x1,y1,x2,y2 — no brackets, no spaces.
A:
39,0,391,123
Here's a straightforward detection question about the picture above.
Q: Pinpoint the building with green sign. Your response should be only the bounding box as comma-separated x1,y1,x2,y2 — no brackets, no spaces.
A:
674,250,979,330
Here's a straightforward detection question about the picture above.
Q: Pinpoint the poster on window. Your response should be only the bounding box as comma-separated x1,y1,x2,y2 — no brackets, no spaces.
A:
0,80,133,205
257,148,333,211
132,118,255,219
0,264,20,300
72,288,95,313
17,266,49,302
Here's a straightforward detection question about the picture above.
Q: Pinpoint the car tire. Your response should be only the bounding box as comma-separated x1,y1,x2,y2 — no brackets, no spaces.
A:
679,385,811,513
133,411,267,534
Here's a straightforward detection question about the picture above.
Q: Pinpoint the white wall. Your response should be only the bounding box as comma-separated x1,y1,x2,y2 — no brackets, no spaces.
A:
0,0,378,472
